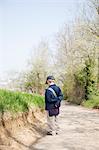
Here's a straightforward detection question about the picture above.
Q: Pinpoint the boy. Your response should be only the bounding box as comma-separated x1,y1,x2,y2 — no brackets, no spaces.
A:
45,75,63,135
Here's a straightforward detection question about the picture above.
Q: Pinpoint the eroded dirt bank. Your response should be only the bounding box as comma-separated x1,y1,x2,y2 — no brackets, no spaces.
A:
0,107,46,150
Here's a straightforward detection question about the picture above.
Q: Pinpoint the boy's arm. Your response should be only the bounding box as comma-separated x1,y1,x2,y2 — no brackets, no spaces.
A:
45,89,58,103
58,88,63,101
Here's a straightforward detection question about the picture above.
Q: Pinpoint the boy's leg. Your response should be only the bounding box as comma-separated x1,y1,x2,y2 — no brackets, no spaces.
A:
47,111,55,134
55,115,60,134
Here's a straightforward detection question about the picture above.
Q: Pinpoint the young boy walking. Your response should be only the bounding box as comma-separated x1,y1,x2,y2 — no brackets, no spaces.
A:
45,76,63,135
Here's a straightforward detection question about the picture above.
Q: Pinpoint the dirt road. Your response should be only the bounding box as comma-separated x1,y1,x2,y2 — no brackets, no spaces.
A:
32,103,99,150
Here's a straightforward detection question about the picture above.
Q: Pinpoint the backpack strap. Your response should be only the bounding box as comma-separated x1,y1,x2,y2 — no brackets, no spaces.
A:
48,87,57,97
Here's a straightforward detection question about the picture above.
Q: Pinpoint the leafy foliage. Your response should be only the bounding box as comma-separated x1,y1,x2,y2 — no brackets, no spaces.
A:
63,57,97,104
74,57,96,100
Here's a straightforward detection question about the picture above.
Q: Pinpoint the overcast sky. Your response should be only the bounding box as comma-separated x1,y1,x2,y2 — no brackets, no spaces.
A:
0,0,85,78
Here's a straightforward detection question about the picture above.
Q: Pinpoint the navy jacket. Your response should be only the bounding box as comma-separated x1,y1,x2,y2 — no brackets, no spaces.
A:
45,84,63,110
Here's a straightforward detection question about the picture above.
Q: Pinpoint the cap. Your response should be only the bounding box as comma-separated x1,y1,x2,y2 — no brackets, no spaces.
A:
45,75,55,84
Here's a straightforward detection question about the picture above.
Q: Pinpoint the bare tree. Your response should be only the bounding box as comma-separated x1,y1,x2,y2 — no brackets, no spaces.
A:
24,41,50,94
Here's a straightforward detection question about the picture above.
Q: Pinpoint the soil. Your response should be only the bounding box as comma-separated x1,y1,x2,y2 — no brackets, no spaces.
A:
0,102,99,150
0,107,46,150
33,103,99,150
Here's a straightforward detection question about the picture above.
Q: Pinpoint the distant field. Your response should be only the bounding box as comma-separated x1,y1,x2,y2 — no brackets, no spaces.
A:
0,89,44,113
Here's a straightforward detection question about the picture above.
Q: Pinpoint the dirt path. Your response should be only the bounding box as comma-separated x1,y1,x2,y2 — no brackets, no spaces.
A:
32,103,99,150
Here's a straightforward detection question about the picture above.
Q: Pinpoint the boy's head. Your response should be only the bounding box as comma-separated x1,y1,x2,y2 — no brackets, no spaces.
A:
46,76,55,85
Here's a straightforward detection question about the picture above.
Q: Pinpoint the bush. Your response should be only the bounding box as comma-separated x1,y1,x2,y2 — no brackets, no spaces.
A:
82,95,99,109
63,57,97,104
0,89,44,113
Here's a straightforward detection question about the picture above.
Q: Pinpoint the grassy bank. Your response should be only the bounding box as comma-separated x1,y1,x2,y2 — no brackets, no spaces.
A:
0,89,44,113
82,95,99,109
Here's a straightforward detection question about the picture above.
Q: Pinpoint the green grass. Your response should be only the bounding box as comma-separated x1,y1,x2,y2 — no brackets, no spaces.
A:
83,95,99,109
0,89,44,113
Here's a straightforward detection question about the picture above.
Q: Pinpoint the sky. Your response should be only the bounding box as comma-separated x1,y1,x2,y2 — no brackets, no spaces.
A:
0,0,85,79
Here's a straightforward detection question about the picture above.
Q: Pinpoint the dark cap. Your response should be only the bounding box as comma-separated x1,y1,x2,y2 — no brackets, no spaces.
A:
45,75,55,84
